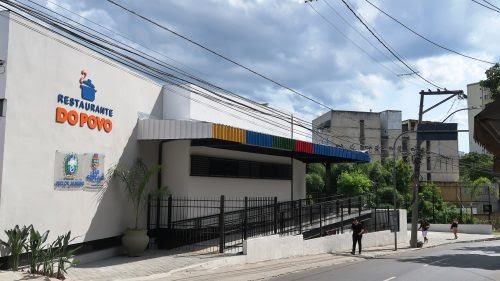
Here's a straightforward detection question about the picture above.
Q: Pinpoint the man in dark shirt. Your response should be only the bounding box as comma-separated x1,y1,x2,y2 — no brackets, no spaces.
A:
351,218,365,255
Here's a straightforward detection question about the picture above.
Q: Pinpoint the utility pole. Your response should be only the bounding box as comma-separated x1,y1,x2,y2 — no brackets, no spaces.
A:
409,89,466,248
291,114,294,201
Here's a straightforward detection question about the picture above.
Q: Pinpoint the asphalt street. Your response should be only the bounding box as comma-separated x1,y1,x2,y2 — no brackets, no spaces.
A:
271,240,500,281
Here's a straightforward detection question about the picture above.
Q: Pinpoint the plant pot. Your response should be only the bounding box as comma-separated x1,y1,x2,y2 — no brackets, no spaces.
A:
122,229,149,256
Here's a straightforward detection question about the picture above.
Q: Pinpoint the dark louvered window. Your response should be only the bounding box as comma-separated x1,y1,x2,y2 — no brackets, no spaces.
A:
190,155,291,180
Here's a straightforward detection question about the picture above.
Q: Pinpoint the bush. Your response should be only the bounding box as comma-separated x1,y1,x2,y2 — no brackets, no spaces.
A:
0,225,79,280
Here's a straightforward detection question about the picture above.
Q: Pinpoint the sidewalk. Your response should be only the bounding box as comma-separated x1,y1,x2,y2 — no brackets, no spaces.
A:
1,231,498,281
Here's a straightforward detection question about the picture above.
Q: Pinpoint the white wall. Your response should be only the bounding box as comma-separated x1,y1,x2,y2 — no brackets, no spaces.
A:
162,85,311,141
0,12,10,202
243,210,408,263
162,140,306,201
0,13,163,247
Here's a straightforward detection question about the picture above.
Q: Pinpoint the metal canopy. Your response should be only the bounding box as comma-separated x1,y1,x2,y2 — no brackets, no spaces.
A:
138,119,370,164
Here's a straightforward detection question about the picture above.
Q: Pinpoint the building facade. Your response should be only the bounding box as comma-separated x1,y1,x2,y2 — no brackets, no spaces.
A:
467,82,493,154
312,110,402,162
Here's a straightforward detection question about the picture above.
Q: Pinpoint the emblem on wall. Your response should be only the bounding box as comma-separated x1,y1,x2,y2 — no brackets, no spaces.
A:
63,153,79,179
79,70,97,102
54,152,105,190
85,153,105,189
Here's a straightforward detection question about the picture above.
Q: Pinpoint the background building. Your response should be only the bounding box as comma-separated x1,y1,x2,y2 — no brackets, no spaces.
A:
467,82,493,154
401,120,459,183
313,110,460,197
312,110,402,162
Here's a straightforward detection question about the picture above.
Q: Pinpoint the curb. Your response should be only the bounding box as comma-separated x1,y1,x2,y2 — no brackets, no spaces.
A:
100,236,500,280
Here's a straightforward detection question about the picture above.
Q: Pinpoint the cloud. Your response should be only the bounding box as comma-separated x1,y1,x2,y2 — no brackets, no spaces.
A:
40,0,499,152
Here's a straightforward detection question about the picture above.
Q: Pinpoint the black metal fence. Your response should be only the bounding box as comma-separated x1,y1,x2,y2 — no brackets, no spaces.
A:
147,193,396,254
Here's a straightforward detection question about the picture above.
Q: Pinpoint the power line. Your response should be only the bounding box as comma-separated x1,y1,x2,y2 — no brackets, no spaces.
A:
5,0,377,153
472,0,500,13
482,0,500,11
365,0,496,65
339,0,445,90
307,2,399,77
103,0,375,147
312,0,430,90
106,0,335,111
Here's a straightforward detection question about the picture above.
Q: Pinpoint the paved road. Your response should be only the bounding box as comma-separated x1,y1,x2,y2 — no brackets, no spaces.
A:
271,240,500,281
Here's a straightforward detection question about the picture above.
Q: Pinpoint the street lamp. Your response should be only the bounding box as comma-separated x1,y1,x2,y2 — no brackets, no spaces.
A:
441,107,474,123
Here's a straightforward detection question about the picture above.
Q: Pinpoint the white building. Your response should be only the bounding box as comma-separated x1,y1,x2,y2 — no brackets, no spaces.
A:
0,12,368,253
467,82,493,154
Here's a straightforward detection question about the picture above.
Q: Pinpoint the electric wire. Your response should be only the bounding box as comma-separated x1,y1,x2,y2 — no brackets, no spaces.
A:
339,0,445,90
307,3,400,77
105,0,335,112
2,0,394,151
472,0,500,13
365,0,496,65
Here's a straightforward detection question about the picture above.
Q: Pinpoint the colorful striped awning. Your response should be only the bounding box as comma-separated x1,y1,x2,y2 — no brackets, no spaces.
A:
138,119,369,163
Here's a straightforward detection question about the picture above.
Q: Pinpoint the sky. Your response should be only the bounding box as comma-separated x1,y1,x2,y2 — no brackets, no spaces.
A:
17,0,500,152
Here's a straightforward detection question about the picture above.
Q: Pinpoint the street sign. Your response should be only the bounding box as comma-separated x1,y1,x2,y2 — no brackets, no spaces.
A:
417,123,458,141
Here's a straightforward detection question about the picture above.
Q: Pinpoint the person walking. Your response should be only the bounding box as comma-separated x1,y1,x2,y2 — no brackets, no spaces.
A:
351,218,365,255
451,218,459,239
418,219,430,243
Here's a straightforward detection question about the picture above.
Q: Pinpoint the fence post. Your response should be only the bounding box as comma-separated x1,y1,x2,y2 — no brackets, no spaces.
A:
147,194,151,231
387,207,390,230
244,196,248,240
340,203,344,234
167,196,173,229
374,208,377,232
336,199,340,214
219,195,225,253
298,199,302,234
397,210,400,232
274,197,278,234
280,212,284,233
358,196,362,218
319,204,323,237
291,200,296,233
309,204,313,225
348,198,352,215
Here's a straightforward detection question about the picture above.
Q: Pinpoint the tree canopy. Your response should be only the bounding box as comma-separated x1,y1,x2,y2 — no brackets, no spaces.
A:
480,63,500,100
459,152,495,182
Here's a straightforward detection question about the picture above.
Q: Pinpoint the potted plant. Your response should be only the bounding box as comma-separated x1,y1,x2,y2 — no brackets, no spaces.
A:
113,159,168,256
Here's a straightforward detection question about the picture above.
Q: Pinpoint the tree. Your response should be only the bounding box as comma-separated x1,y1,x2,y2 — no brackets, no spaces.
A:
305,173,325,194
337,171,371,196
459,152,494,182
469,176,493,202
480,63,500,100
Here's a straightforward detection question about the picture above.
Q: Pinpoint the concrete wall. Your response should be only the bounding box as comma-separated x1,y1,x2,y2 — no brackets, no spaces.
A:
467,82,493,155
312,110,402,162
0,13,163,248
243,210,407,263
411,223,492,235
162,140,306,201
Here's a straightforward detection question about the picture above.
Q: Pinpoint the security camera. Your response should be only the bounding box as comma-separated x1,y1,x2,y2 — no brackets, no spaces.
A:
0,60,4,66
